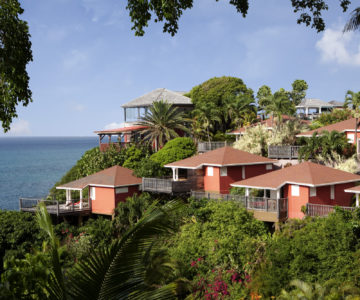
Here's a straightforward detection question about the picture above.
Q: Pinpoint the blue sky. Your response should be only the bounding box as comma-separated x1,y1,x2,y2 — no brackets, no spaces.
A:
2,0,360,136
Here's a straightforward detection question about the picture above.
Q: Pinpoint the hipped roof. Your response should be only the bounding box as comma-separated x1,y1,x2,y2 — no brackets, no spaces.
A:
297,118,358,137
94,125,147,135
121,88,192,108
165,146,276,169
231,161,360,190
296,98,334,108
56,166,142,190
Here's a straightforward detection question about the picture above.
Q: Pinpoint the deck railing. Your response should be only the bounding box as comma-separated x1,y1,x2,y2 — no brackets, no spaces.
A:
19,198,91,216
268,145,302,159
197,141,233,153
190,191,288,219
142,178,191,193
306,203,355,217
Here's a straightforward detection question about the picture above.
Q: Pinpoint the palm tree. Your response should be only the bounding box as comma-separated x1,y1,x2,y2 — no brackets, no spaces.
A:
36,201,182,300
192,104,221,142
137,100,191,151
226,94,257,130
344,90,360,155
265,89,295,131
344,7,360,32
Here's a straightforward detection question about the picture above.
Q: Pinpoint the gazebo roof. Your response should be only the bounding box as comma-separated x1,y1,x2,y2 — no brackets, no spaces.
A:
165,146,276,169
296,98,334,108
121,88,192,108
231,161,360,190
56,166,142,190
94,125,147,135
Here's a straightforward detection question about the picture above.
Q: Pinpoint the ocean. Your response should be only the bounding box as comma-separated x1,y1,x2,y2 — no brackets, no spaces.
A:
0,137,98,211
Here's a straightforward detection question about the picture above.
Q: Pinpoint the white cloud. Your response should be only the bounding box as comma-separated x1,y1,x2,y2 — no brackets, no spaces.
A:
6,120,31,136
71,103,86,112
104,122,124,130
316,28,360,66
63,50,88,70
81,0,124,26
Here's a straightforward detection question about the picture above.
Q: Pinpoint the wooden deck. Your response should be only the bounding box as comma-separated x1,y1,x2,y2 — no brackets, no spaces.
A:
142,178,191,194
197,141,233,153
268,145,302,159
19,198,91,216
306,203,354,217
190,191,288,222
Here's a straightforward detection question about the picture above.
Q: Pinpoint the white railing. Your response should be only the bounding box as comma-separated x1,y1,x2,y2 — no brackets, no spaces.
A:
268,145,302,159
197,141,233,153
306,203,355,217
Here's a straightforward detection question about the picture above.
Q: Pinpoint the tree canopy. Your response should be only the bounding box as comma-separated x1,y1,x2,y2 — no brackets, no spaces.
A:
126,0,352,36
0,0,33,132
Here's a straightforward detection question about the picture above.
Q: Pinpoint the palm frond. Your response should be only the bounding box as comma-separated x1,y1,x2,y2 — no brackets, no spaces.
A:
344,7,360,32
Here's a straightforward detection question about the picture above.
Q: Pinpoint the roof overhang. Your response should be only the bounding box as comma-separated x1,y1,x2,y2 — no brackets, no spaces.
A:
164,161,277,170
56,183,141,190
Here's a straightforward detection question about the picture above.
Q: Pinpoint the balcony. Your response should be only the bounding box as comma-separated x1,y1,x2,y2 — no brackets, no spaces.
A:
268,145,302,159
197,141,233,153
142,178,191,194
306,203,354,217
190,191,288,222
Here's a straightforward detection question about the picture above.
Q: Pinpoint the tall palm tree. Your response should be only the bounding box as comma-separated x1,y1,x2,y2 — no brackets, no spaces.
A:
265,89,295,131
226,94,257,130
192,104,221,142
137,100,191,151
36,201,182,300
344,90,360,155
344,7,360,32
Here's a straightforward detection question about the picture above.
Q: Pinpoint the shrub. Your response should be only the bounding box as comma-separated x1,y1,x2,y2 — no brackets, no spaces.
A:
133,159,169,178
150,137,196,166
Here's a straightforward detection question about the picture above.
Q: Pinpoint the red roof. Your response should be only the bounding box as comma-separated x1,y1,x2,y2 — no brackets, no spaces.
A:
344,185,360,194
297,118,358,137
231,161,360,190
165,146,276,169
94,125,148,135
56,166,142,190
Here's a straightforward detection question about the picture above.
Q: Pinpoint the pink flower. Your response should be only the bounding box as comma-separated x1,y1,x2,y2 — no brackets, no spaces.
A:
190,261,197,267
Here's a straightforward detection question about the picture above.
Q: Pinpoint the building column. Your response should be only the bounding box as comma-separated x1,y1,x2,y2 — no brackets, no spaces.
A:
66,190,70,205
305,107,309,116
79,189,83,209
172,167,179,181
356,194,359,207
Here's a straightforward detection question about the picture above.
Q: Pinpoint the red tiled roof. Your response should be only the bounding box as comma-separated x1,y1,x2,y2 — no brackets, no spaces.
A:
231,161,360,190
297,118,358,137
56,166,142,190
94,125,148,134
165,146,276,169
344,185,360,193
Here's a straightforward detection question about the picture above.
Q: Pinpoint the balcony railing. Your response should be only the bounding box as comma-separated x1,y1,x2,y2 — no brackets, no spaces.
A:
197,141,233,153
190,191,288,219
19,198,91,216
306,203,355,217
268,145,302,159
142,178,191,194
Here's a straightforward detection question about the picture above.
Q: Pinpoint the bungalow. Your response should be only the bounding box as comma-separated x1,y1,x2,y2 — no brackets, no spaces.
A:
231,161,360,219
163,146,277,194
95,88,193,151
296,98,333,118
297,117,359,145
56,165,142,216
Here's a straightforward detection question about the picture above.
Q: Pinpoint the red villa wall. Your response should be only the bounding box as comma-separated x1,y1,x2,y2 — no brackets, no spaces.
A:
115,185,141,207
285,185,309,219
345,131,360,145
204,166,220,193
91,186,116,215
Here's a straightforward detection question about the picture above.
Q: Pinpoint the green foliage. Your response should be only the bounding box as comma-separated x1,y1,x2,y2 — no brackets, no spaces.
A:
126,0,352,36
150,137,196,166
0,0,33,132
133,158,169,178
137,100,191,151
289,79,308,106
253,210,360,297
169,200,268,280
188,76,255,136
78,217,113,249
310,109,352,129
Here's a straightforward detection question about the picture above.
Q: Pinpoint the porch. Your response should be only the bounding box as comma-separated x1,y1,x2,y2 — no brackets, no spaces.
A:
306,203,355,217
268,145,302,159
142,177,191,194
19,198,91,216
190,191,288,222
197,141,233,153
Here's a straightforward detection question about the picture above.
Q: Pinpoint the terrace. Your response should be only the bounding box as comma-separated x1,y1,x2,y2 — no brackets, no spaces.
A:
267,145,302,159
142,177,192,194
197,141,233,153
19,198,91,216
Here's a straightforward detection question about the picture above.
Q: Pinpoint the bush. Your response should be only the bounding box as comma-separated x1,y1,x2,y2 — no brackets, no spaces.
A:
133,159,169,178
150,137,196,166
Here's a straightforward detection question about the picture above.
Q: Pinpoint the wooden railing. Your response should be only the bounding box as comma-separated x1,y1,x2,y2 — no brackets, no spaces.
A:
197,141,233,153
142,178,191,193
268,145,302,159
306,203,355,217
19,198,91,216
99,142,129,152
190,191,288,219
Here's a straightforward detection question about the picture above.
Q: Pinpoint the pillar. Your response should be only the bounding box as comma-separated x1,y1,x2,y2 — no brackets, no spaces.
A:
66,190,70,205
305,107,309,116
172,168,179,181
356,194,359,207
80,189,83,209
245,188,249,197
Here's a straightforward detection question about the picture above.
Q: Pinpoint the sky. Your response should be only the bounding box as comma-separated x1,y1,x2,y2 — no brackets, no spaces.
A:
2,0,360,136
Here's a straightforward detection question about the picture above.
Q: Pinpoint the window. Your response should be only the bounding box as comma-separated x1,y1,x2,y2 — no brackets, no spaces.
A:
310,187,316,197
242,166,246,179
116,187,129,194
330,185,335,200
220,167,227,176
207,167,213,176
348,133,355,143
291,185,300,196
90,187,96,200
266,164,273,170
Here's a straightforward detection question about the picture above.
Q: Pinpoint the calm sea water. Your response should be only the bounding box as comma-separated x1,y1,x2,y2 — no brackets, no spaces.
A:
0,137,98,211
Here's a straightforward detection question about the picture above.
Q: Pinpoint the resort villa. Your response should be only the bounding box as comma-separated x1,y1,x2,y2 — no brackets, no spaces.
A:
231,161,360,219
94,88,193,151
